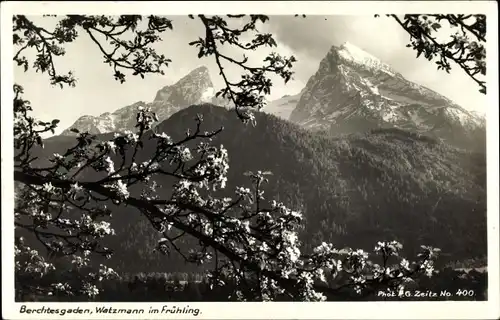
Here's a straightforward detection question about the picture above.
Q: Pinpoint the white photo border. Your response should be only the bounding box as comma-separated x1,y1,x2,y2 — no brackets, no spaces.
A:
1,1,498,319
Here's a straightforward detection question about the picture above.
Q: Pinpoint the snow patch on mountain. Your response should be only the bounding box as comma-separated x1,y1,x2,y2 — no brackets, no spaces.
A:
95,113,116,133
445,106,484,128
338,42,397,76
362,78,380,95
201,87,215,102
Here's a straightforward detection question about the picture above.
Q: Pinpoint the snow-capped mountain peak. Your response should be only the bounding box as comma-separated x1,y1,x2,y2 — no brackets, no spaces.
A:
154,66,213,102
61,66,217,136
339,42,378,63
289,42,485,148
337,42,398,76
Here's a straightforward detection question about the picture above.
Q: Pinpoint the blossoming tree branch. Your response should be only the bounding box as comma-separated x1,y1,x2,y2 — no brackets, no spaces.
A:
12,14,481,301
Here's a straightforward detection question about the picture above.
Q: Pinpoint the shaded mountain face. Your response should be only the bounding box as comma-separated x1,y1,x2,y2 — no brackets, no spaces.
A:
289,42,485,149
61,66,227,136
261,91,303,120
28,105,486,274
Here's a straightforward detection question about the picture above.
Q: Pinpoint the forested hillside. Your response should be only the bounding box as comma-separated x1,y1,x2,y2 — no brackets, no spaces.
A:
19,104,486,275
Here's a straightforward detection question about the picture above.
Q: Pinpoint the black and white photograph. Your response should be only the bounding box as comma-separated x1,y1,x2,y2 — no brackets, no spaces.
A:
2,1,499,319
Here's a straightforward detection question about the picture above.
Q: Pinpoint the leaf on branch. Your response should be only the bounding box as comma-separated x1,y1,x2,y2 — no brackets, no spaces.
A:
36,136,44,148
431,22,441,31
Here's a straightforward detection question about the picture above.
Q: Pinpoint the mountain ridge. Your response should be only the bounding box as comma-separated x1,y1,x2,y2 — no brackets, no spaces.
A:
59,42,485,152
60,66,223,136
289,42,485,149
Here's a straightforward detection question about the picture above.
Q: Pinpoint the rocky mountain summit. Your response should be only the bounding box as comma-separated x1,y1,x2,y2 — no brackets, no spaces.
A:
61,66,229,135
288,42,485,146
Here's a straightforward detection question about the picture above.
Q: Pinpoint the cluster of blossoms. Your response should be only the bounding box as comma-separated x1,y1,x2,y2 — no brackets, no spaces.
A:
108,179,130,202
30,210,52,227
178,147,193,162
374,240,404,256
15,240,55,277
198,176,442,301
136,106,159,130
153,132,173,144
80,214,115,238
172,179,205,206
417,245,440,277
71,254,91,268
15,237,116,298
69,182,83,196
200,145,229,190
297,272,327,301
116,130,140,144
103,156,115,174
81,283,100,299
52,282,73,294
89,264,120,282
170,145,229,203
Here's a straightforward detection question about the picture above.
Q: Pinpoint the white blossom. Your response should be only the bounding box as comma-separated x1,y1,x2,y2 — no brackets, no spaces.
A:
420,260,435,277
31,210,52,222
155,132,173,144
236,187,252,197
400,258,410,271
70,182,83,195
122,130,139,143
105,141,117,153
111,179,129,200
71,255,89,268
130,162,138,172
179,147,193,162
82,283,99,298
103,156,115,173
42,182,55,193
52,282,72,292
92,221,115,237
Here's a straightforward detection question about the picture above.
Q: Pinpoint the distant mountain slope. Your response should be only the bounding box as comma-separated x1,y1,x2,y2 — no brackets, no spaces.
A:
289,42,485,149
27,104,486,274
59,65,285,136
261,91,303,120
60,66,228,136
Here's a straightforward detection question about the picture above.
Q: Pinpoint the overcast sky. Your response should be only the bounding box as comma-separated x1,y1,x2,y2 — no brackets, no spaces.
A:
14,15,488,134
